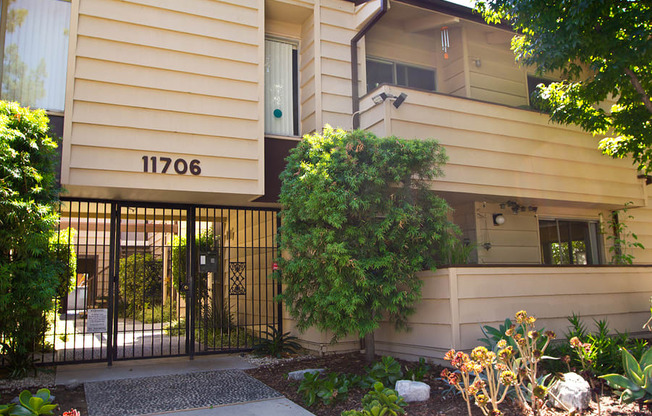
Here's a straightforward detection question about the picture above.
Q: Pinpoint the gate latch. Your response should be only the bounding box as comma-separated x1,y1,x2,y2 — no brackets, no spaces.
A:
181,283,190,291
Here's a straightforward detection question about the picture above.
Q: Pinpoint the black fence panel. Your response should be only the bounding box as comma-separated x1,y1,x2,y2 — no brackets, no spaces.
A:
1,199,280,366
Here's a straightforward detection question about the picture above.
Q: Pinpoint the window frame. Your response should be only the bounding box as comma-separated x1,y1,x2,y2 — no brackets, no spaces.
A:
538,217,604,265
264,36,299,137
366,56,437,93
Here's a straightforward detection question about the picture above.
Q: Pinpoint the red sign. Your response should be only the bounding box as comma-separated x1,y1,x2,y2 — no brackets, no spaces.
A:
272,262,279,271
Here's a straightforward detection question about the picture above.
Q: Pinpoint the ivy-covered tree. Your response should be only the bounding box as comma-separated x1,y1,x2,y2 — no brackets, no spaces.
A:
278,127,456,359
0,101,60,376
476,0,652,172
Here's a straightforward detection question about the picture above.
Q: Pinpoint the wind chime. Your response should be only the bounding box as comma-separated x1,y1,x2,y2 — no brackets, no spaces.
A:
441,26,450,60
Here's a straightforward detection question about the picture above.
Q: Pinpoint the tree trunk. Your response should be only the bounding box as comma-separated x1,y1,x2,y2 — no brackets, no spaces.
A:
364,331,375,362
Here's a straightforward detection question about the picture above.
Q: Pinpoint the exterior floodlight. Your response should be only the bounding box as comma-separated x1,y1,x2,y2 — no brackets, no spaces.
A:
493,213,506,226
392,92,407,108
372,92,388,104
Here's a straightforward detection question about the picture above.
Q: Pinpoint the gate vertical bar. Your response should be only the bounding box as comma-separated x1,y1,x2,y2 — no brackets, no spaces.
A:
187,208,196,359
107,203,118,366
276,213,282,334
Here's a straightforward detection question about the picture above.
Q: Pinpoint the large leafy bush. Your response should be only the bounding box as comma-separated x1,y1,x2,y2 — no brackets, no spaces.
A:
278,127,456,356
0,102,60,376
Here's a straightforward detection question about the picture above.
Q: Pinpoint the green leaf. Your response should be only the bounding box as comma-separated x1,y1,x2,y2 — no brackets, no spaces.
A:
601,374,640,391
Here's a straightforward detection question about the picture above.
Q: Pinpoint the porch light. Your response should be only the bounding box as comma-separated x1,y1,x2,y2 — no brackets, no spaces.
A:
393,92,407,108
371,92,408,108
493,213,505,226
372,92,388,104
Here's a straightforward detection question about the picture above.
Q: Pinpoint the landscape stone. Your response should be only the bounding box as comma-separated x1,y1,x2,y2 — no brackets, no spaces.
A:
395,380,430,402
548,372,591,411
287,368,325,381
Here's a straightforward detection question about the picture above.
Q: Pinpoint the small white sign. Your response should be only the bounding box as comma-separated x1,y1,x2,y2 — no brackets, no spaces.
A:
86,308,108,333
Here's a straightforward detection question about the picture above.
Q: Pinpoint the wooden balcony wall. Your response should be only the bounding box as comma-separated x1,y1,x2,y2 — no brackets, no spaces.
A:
359,85,647,208
375,266,652,362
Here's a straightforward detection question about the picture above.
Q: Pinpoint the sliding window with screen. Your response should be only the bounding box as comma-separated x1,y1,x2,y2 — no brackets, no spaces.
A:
539,219,604,265
366,57,436,93
0,0,70,113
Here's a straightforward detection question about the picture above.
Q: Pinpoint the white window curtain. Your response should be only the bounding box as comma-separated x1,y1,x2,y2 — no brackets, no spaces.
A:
265,39,294,136
2,0,70,112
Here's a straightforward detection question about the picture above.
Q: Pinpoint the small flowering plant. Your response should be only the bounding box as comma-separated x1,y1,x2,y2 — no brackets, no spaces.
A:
442,310,568,416
496,310,566,416
63,410,81,416
442,347,512,416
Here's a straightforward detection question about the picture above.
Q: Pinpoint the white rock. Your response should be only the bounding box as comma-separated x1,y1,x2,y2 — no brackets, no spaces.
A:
548,372,591,411
287,368,325,380
395,380,430,402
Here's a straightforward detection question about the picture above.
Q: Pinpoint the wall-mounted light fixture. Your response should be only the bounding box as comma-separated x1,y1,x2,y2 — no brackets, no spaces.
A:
371,92,408,108
493,213,505,226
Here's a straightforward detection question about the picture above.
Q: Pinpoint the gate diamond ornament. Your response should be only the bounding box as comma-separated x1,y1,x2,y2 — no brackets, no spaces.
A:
229,262,247,295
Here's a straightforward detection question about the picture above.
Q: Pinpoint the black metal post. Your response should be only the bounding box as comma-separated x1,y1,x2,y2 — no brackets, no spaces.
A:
187,208,196,359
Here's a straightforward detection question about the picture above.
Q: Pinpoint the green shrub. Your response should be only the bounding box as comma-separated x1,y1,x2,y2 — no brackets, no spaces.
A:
341,382,407,416
297,372,352,407
118,253,164,313
366,356,404,387
0,388,57,415
49,227,77,301
545,314,649,376
252,326,301,358
404,357,430,382
601,347,652,407
0,102,60,377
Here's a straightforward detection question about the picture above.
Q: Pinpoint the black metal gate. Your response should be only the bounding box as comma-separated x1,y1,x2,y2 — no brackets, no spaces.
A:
22,199,280,365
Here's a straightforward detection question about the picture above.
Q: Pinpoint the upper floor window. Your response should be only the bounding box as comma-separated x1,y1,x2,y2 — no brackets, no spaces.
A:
366,57,436,93
0,0,70,113
539,219,603,265
265,38,298,136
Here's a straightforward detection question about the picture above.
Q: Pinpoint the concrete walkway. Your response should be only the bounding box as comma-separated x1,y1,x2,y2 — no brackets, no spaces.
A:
56,355,315,416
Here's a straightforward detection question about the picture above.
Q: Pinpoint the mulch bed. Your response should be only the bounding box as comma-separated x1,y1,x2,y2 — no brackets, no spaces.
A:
245,352,649,416
1,352,651,416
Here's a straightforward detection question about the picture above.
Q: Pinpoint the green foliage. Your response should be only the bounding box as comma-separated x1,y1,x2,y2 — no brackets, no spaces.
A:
0,102,60,376
404,357,430,382
1,389,57,416
252,325,301,358
606,202,645,265
48,227,77,300
341,382,407,416
476,0,652,173
366,356,404,388
439,237,476,265
118,253,164,314
601,348,652,405
478,317,547,352
297,372,352,407
279,127,456,342
546,315,648,377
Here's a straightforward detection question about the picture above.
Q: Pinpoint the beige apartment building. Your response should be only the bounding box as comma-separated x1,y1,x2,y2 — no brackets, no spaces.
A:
4,0,651,364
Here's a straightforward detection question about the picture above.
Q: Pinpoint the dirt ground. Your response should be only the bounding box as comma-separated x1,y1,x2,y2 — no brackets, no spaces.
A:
245,353,650,416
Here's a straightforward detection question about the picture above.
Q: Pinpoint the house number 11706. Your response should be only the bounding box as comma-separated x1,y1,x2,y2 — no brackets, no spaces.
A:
142,156,201,175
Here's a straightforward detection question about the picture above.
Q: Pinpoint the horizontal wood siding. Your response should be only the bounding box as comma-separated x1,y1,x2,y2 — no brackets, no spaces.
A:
465,23,528,107
376,270,453,361
300,11,317,134
376,267,652,363
319,0,355,130
369,85,646,206
627,198,652,264
454,267,652,349
62,0,264,202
